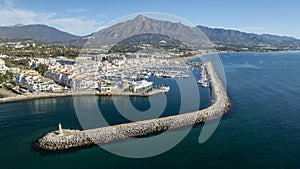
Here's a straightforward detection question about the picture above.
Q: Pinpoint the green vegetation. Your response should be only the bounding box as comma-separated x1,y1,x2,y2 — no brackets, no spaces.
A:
0,71,14,83
35,64,49,75
179,52,194,58
0,43,80,58
109,33,190,53
3,58,30,69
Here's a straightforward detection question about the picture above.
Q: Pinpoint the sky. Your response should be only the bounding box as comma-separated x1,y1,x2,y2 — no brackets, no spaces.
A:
0,0,300,38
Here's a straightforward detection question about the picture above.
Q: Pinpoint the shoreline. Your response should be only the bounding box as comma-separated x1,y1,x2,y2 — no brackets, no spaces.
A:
0,88,17,98
36,61,231,151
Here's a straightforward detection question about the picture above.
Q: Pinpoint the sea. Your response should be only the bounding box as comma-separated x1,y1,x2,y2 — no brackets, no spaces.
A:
0,52,299,169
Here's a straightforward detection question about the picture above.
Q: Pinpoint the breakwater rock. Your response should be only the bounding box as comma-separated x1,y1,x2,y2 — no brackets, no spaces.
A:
36,62,231,151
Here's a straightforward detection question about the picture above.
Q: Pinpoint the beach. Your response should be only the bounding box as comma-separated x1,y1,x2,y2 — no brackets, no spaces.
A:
0,88,16,98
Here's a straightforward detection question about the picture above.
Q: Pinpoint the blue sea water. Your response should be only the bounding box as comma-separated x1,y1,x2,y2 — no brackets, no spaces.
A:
0,52,299,169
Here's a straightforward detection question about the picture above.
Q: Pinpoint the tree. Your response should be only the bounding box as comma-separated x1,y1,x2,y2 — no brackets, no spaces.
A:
0,71,14,83
0,74,4,83
35,64,48,75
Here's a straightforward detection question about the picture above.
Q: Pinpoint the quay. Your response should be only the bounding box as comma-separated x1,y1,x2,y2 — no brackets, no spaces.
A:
36,62,231,151
0,87,169,104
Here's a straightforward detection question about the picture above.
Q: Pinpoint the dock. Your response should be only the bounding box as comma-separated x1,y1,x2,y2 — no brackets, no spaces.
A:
0,87,169,104
36,62,231,151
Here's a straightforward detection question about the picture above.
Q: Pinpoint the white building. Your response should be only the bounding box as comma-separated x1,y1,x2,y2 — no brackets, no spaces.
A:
16,70,62,92
0,59,7,74
44,71,70,86
97,80,119,91
130,80,153,93
26,78,56,92
71,78,99,90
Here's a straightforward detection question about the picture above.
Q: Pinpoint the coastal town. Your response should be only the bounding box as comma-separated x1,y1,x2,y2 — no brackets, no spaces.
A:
1,1,300,168
0,41,212,100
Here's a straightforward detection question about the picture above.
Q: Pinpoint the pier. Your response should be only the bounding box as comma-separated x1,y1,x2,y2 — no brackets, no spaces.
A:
36,62,231,151
0,87,169,103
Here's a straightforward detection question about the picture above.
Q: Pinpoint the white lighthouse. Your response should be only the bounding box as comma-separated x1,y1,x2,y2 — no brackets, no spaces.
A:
58,122,63,135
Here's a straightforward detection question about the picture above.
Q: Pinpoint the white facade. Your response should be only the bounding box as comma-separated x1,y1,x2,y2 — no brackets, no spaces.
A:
0,59,7,74
16,70,61,92
131,80,153,93
71,79,99,90
44,72,70,86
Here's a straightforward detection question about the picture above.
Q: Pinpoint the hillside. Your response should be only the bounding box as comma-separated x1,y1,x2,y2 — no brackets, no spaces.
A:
197,25,300,49
0,24,80,43
109,33,188,53
86,14,210,48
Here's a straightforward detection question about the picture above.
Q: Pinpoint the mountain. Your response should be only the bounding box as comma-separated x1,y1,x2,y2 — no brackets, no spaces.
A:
1,15,299,50
261,34,298,41
86,15,300,50
196,25,273,46
0,24,80,43
197,25,300,48
260,34,300,46
109,33,188,53
86,14,211,48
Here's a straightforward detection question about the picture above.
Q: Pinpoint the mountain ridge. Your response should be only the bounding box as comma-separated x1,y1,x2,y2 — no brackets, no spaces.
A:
197,25,300,48
0,15,300,50
109,33,188,53
86,14,210,48
0,24,80,43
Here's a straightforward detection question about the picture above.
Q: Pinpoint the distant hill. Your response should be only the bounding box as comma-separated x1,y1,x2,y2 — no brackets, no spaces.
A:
260,34,300,47
109,33,188,53
86,15,300,50
0,24,80,43
197,25,300,48
86,14,210,48
1,15,300,51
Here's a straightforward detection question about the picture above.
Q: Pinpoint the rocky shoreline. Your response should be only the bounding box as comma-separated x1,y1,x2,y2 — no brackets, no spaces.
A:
36,62,231,151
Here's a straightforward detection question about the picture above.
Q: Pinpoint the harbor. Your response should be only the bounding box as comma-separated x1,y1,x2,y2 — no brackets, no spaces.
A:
36,62,231,151
198,63,211,88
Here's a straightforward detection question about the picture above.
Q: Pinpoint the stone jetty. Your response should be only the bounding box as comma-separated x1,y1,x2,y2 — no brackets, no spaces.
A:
0,87,169,104
36,62,231,151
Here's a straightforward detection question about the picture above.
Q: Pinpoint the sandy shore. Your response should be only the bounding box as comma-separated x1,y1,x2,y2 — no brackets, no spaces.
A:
0,88,17,98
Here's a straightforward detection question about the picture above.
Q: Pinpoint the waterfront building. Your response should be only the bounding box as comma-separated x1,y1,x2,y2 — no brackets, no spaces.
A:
130,80,153,93
16,70,63,92
44,70,71,86
71,78,101,90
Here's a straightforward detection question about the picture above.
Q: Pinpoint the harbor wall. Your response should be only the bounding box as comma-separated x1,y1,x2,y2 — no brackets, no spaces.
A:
37,62,231,151
0,88,167,103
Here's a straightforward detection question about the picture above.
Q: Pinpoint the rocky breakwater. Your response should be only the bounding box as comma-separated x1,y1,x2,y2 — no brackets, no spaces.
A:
36,62,231,151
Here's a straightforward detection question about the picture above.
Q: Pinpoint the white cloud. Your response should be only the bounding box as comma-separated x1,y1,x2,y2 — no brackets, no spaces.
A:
49,17,103,35
67,8,87,13
237,27,266,33
0,1,104,35
0,8,37,25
